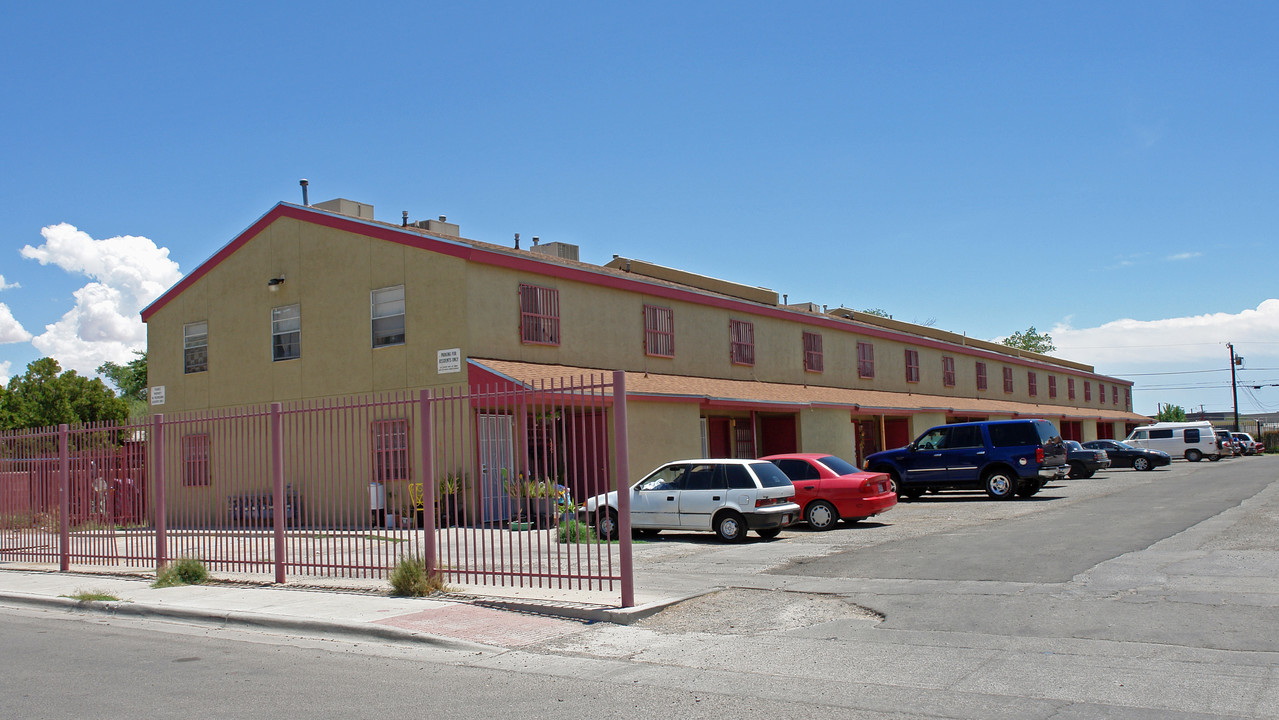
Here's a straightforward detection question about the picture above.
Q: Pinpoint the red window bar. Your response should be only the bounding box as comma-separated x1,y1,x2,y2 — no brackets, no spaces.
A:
976,361,987,390
1048,375,1057,398
1003,367,1014,393
1085,381,1092,402
905,349,920,383
803,331,823,372
1028,372,1038,397
942,356,956,387
1099,383,1106,404
1068,377,1076,400
643,304,674,358
857,341,875,379
730,319,754,366
519,283,560,346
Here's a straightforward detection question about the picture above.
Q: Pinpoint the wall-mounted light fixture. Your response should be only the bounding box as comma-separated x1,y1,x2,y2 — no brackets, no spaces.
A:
268,276,286,291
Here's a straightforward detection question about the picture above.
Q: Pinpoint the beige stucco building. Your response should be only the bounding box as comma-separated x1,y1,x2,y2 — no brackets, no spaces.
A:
143,199,1147,497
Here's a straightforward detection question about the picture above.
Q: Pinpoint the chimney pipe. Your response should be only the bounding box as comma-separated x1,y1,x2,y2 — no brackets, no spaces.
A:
532,236,540,246
439,216,446,222
514,233,520,250
402,211,408,227
299,179,309,206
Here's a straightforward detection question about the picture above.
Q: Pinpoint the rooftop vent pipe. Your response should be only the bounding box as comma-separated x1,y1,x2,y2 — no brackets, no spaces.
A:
402,211,408,227
299,179,309,206
514,233,520,250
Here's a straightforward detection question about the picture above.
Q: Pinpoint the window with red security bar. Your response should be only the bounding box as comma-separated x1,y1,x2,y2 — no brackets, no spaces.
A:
1068,377,1076,400
643,304,674,358
1084,381,1092,402
857,341,875,379
942,356,956,387
518,283,560,346
1113,386,1120,405
1028,371,1038,397
373,419,411,484
1099,383,1106,404
734,424,756,458
1003,367,1014,393
904,349,920,383
803,331,823,372
1124,387,1130,409
182,434,210,487
1048,375,1057,398
730,319,755,366
976,361,987,390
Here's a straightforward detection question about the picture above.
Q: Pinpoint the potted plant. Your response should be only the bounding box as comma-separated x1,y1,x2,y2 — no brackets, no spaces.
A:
436,471,466,527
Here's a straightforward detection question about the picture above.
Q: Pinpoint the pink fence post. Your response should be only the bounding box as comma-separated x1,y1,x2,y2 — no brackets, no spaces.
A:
420,389,436,575
612,371,634,607
152,413,168,571
271,402,286,584
58,424,70,572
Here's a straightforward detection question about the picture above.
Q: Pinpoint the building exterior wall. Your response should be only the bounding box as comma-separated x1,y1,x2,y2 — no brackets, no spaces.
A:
796,407,858,462
623,400,702,484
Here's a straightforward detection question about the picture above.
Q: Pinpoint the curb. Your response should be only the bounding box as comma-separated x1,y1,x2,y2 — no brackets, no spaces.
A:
0,590,493,651
474,589,712,625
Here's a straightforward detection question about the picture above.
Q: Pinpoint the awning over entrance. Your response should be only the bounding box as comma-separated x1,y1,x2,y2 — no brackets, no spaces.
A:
468,358,1149,423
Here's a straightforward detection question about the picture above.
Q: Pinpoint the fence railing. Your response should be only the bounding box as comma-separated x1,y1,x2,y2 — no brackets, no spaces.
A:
0,372,634,605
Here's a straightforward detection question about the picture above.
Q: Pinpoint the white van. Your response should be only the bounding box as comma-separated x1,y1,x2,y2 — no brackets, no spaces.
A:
1124,421,1222,462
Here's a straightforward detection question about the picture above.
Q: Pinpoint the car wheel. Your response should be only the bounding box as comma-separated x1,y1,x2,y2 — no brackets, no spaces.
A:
805,500,839,531
983,470,1016,500
714,511,749,542
1186,449,1203,462
1068,461,1087,479
1016,483,1040,498
883,470,903,498
756,528,782,540
596,508,620,541
904,488,925,500
1132,456,1150,471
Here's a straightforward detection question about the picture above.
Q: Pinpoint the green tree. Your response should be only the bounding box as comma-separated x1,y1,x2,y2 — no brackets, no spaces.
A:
97,351,147,402
1156,404,1187,422
1002,326,1056,353
861,308,890,318
0,357,128,431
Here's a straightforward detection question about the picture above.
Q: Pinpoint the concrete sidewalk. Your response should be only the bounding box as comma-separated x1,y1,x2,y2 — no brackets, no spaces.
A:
0,566,697,649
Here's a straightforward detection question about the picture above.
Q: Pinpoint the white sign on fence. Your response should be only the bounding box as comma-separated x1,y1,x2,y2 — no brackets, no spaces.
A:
437,348,461,374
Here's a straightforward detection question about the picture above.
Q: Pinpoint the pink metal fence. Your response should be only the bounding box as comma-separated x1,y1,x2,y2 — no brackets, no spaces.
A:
0,372,634,605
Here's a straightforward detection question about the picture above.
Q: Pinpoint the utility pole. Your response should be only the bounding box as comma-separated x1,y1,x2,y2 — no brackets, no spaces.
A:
1228,343,1241,432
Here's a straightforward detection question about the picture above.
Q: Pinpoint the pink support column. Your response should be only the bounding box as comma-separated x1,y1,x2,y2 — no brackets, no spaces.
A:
152,414,168,571
612,371,634,607
420,389,436,575
271,402,286,584
58,424,69,572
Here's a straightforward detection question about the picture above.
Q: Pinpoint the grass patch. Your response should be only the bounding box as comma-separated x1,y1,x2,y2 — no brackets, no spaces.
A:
152,557,209,588
388,555,450,597
63,588,122,603
557,519,601,544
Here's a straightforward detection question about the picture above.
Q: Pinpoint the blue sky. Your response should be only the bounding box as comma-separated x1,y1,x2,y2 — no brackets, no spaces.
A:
2,1,1277,418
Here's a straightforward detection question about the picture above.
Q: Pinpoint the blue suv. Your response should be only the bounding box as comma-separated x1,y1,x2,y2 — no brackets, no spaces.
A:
864,419,1068,500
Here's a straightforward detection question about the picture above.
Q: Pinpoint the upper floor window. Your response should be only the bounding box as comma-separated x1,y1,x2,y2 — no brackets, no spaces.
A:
1028,371,1038,397
1068,377,1076,400
371,285,406,348
730,319,754,366
803,331,823,372
372,419,410,483
1112,385,1119,405
904,349,920,383
519,283,560,346
942,356,956,387
1099,382,1106,404
1002,367,1014,393
1084,381,1092,402
1124,387,1131,410
975,361,987,391
857,341,875,379
182,434,210,486
643,305,674,358
1048,375,1057,399
271,304,300,361
184,321,208,374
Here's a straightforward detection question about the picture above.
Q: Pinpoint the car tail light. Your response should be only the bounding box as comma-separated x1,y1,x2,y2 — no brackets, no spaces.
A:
1036,447,1045,463
755,497,786,508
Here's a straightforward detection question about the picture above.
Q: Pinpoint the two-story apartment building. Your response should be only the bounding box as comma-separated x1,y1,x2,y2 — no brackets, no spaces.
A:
142,198,1145,506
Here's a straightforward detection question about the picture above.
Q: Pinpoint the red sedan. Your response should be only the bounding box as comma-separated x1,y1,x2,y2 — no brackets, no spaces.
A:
761,453,897,530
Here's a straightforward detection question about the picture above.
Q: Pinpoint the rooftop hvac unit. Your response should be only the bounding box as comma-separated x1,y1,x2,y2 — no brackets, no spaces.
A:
530,242,579,261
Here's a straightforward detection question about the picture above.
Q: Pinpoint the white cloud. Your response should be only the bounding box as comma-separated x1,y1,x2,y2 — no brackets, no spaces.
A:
1167,252,1202,261
0,360,10,386
0,274,18,291
20,222,182,374
0,274,31,344
1049,299,1279,368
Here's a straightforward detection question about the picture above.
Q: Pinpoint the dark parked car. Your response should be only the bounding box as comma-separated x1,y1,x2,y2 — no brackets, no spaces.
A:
1064,440,1110,479
863,419,1068,500
1080,440,1171,471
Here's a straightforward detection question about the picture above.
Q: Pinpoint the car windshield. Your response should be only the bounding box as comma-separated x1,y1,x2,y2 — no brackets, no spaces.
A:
1065,440,1082,450
1112,441,1136,449
749,462,794,488
816,456,859,475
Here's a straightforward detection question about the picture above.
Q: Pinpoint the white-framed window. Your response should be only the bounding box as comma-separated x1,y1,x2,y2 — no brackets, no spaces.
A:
371,285,406,348
271,304,301,361
184,321,208,374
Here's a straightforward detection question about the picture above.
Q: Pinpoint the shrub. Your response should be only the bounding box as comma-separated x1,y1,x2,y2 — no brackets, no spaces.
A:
388,555,449,597
557,519,598,544
64,588,121,603
153,557,209,588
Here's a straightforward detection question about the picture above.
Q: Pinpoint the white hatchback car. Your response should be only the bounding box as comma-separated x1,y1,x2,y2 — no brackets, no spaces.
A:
581,459,800,542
